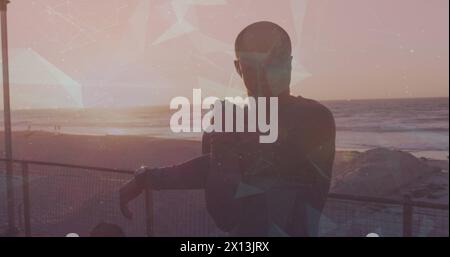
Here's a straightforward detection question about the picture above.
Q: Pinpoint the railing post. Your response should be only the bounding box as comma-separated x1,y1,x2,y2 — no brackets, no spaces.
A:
0,0,16,237
402,195,413,237
144,188,153,237
21,162,31,237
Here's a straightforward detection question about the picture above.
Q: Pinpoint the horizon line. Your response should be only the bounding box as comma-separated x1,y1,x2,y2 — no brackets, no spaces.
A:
1,95,449,112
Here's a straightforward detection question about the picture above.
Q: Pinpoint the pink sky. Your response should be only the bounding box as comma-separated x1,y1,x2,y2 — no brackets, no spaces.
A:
4,0,449,107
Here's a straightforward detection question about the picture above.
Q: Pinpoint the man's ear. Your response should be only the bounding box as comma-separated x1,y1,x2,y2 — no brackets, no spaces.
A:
234,60,243,78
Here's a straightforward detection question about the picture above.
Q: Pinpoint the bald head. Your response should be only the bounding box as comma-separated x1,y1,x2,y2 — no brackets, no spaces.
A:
234,22,293,97
235,21,292,59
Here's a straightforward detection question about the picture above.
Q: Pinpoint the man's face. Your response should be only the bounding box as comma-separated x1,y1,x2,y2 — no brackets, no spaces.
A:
235,52,292,97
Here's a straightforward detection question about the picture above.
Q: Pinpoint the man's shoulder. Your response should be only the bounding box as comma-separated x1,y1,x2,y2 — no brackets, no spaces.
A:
291,96,334,122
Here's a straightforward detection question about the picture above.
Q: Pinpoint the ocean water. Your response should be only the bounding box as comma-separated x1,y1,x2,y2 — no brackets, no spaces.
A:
3,97,449,160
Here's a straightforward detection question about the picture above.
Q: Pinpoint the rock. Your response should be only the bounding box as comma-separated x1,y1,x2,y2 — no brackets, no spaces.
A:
331,148,437,198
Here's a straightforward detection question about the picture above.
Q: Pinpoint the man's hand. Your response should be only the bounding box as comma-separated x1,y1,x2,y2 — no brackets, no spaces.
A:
119,178,143,219
120,167,149,219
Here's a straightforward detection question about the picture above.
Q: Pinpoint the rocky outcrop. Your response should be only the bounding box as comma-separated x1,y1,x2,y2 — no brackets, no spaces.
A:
331,148,442,198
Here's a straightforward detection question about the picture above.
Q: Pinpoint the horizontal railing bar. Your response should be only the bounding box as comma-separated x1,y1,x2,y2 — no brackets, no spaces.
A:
0,158,134,175
1,159,448,210
328,193,449,211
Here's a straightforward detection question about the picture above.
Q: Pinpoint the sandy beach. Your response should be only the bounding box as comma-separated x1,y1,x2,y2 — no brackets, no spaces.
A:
1,131,447,198
2,131,446,171
0,131,448,236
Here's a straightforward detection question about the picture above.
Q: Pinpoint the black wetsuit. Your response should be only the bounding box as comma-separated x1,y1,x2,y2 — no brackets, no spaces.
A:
148,95,335,236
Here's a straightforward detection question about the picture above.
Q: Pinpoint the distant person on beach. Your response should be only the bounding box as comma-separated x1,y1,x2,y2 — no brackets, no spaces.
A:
120,21,335,237
54,125,61,135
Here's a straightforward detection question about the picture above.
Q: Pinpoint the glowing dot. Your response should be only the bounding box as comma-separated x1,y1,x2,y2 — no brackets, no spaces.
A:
366,233,380,237
66,233,79,237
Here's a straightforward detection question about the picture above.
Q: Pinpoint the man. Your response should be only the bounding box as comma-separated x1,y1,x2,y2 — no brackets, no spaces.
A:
119,21,335,237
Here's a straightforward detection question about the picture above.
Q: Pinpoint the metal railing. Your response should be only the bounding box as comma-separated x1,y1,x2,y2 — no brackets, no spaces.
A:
0,158,448,237
0,158,153,237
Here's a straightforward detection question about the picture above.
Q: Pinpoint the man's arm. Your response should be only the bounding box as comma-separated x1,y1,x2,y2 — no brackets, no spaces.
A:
146,154,210,190
119,154,209,219
300,103,336,209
